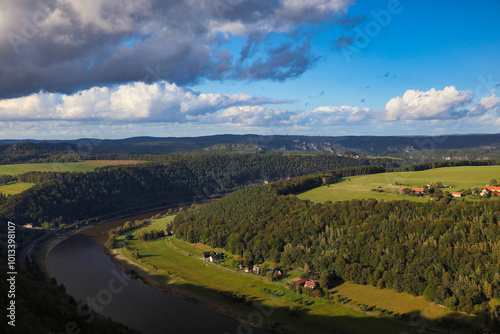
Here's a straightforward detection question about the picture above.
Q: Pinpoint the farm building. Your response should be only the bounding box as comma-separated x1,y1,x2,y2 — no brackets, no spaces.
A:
452,192,462,197
294,279,307,286
481,186,500,196
210,252,224,262
412,187,425,194
399,188,409,194
304,280,317,289
202,251,224,262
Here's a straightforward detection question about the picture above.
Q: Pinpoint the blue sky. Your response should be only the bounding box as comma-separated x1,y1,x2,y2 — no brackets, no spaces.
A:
0,0,499,139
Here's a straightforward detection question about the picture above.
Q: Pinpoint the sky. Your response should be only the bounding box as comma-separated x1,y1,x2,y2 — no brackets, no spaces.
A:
0,0,499,140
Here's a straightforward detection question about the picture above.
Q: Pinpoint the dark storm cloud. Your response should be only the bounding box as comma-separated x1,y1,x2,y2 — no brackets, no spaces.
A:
236,41,318,81
0,0,355,98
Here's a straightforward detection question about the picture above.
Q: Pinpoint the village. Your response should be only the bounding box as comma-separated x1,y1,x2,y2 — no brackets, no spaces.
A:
377,181,500,199
201,251,319,291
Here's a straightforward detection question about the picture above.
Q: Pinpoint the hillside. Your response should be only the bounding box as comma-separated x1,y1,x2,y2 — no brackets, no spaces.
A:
173,179,500,327
2,133,500,158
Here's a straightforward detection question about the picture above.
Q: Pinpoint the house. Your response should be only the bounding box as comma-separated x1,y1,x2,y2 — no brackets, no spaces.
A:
412,187,425,194
304,280,317,289
245,265,253,273
294,279,307,286
201,251,211,260
209,252,224,262
23,223,33,229
252,266,261,274
482,186,500,196
452,192,462,197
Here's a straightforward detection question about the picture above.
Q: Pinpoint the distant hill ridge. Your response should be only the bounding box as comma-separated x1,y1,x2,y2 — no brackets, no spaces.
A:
1,133,500,156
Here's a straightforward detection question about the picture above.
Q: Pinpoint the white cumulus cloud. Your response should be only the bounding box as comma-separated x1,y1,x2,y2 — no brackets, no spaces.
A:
0,81,291,122
469,93,500,116
384,86,473,120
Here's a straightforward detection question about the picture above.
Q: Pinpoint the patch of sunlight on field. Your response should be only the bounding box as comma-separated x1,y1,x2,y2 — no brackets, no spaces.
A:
0,182,35,195
135,215,175,234
333,283,472,322
0,160,144,175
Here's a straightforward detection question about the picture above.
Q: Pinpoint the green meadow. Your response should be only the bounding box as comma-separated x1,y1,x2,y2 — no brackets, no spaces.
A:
0,182,36,195
297,166,500,203
114,216,476,334
0,160,142,195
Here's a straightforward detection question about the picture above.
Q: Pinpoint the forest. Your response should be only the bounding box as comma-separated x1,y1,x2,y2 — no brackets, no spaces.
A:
173,184,500,323
0,153,389,226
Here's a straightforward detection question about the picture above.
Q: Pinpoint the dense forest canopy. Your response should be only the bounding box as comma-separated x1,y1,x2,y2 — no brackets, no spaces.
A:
174,185,500,318
1,153,389,226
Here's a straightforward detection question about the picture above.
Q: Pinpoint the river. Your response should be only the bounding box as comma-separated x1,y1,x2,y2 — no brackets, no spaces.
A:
48,210,270,334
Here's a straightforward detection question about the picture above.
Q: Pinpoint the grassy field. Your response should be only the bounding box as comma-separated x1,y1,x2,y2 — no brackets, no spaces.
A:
298,166,500,203
0,160,143,195
333,283,473,324
0,160,143,175
0,182,35,195
114,217,476,334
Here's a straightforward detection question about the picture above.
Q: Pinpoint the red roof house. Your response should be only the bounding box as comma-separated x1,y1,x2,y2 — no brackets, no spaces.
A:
482,186,500,196
412,188,425,193
452,192,462,197
485,186,500,194
304,280,317,289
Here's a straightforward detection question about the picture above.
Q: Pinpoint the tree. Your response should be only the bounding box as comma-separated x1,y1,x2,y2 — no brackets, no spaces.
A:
319,273,329,289
491,179,498,186
243,250,254,266
303,263,310,275
423,284,437,302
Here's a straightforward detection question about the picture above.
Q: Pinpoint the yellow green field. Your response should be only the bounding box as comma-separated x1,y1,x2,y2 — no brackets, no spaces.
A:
0,182,35,195
0,160,143,195
114,217,476,334
334,283,473,324
0,160,143,175
298,166,500,203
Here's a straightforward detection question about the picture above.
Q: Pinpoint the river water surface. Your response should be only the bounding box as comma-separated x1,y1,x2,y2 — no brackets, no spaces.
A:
48,210,270,334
